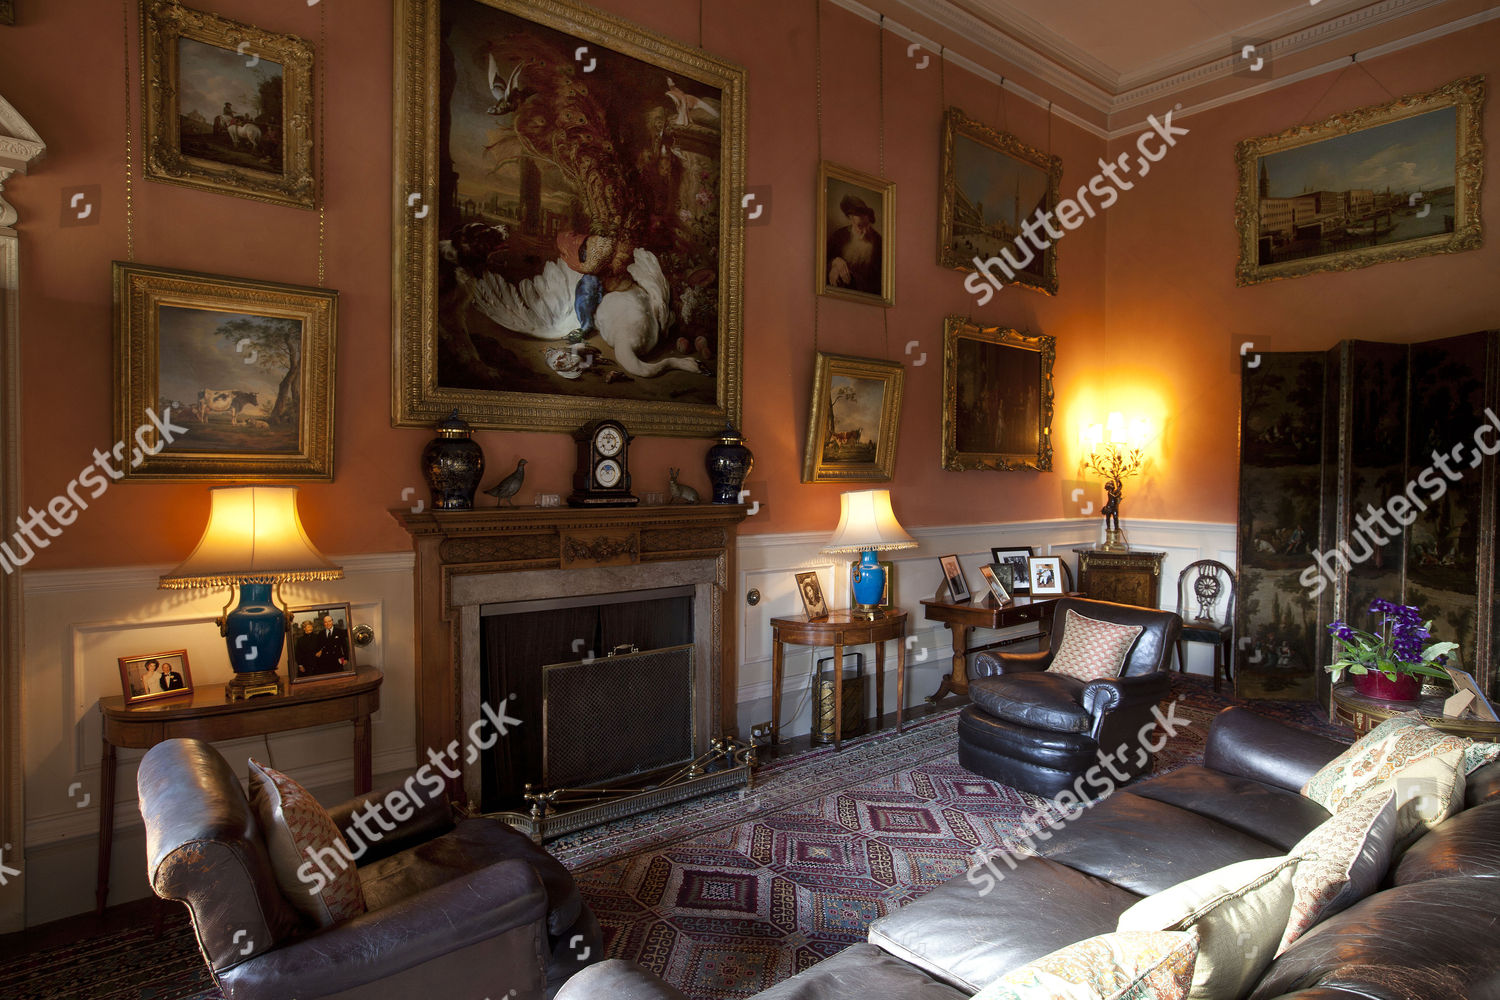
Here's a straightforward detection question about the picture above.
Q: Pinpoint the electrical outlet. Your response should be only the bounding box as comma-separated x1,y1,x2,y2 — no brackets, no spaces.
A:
750,720,773,741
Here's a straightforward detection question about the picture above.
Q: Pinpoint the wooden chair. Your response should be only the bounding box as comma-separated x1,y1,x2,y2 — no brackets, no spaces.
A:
1175,559,1236,691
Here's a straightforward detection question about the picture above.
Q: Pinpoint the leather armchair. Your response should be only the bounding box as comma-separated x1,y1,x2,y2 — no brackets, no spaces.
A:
137,738,600,1000
957,597,1182,797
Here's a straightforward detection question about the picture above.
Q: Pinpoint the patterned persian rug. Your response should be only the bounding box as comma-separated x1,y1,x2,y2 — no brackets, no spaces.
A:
0,676,1342,1000
554,676,1346,999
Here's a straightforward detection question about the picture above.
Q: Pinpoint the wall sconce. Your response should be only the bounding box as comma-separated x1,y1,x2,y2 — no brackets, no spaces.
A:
1080,413,1151,552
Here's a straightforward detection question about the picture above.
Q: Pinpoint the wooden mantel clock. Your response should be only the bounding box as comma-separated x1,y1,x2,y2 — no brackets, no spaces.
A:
568,419,640,507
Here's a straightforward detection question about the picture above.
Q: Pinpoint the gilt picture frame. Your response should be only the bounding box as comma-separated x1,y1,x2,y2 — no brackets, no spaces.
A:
1234,75,1484,286
939,106,1062,297
113,262,337,481
118,649,194,706
392,0,746,436
942,316,1054,472
802,353,905,483
141,0,317,209
816,160,895,306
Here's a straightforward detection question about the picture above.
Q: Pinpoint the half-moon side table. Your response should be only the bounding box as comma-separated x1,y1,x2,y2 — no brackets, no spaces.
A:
769,610,908,751
95,665,382,913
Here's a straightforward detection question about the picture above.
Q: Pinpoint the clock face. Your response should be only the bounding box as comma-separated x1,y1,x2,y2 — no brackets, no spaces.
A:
595,425,624,457
595,458,623,488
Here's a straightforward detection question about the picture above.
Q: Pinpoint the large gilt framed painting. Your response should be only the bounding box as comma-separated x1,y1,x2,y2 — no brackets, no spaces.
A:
113,262,337,481
941,316,1054,472
392,0,746,436
802,353,904,483
1235,75,1484,286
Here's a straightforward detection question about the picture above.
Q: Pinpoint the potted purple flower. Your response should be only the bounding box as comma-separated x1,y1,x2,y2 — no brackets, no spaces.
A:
1324,599,1458,702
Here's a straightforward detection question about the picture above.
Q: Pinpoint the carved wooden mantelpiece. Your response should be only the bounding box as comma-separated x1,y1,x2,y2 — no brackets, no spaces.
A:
392,504,752,783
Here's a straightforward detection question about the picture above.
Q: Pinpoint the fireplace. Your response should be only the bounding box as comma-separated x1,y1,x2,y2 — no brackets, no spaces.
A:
393,504,753,831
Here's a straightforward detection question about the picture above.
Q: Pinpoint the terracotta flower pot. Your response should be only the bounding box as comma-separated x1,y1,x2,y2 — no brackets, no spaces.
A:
1353,670,1421,702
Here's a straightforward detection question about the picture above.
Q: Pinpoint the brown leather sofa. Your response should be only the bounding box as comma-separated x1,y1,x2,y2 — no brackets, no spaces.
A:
957,597,1183,797
557,707,1500,999
137,738,601,999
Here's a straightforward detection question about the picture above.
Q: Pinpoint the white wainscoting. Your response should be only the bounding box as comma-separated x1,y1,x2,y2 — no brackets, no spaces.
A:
732,517,1236,740
20,553,418,926
18,516,1232,925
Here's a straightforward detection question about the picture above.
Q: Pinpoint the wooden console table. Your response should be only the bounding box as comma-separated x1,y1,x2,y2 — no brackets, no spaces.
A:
769,610,908,750
921,594,1078,702
1074,549,1166,608
1331,682,1500,741
95,665,382,913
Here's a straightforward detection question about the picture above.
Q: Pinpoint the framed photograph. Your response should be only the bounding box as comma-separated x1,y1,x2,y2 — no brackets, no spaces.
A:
113,263,337,481
118,650,193,705
287,604,356,683
1235,75,1483,286
391,0,746,437
850,559,893,611
938,554,971,603
1029,556,1064,596
802,352,904,483
978,564,1011,605
942,316,1055,472
141,0,316,209
939,106,1062,296
816,161,894,306
794,571,829,620
990,547,1035,593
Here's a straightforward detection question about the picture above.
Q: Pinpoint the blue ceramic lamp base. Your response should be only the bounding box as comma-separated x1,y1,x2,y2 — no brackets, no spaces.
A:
850,549,887,620
222,582,287,701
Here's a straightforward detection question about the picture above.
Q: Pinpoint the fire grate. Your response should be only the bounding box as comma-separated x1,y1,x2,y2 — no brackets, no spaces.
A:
542,643,695,789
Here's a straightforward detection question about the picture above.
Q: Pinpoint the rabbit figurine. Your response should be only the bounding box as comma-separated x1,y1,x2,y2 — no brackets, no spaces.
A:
668,468,700,504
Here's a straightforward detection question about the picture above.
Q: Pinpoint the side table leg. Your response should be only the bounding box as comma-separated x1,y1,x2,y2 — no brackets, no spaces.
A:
771,636,784,745
354,713,373,795
897,631,907,733
926,623,969,703
96,737,117,914
874,635,885,732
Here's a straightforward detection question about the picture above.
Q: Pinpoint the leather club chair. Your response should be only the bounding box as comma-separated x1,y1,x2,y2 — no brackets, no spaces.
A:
137,738,600,1000
957,597,1182,798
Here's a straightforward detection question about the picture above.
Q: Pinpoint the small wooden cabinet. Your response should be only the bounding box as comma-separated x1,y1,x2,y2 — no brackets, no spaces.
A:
1074,548,1166,608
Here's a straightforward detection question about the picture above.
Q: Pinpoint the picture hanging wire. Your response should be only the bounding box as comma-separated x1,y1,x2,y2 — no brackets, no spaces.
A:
120,0,135,262
878,13,889,357
316,0,327,287
812,0,823,355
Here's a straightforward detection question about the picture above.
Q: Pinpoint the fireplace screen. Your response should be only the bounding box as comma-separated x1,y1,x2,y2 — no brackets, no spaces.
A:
542,643,695,789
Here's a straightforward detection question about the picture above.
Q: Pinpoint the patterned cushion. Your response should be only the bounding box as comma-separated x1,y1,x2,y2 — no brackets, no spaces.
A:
248,758,367,927
972,931,1199,1000
1048,611,1145,682
1301,715,1468,843
1117,854,1300,999
1277,789,1396,955
1376,709,1500,775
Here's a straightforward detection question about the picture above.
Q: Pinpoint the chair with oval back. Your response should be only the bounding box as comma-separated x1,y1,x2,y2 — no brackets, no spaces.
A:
1175,559,1236,691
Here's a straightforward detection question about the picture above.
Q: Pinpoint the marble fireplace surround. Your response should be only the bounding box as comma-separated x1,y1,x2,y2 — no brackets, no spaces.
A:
393,505,751,808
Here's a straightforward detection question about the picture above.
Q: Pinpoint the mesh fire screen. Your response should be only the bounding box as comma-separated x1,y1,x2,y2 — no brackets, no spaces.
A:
542,643,695,789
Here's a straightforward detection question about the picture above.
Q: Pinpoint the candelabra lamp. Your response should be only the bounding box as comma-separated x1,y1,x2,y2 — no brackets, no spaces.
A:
822,489,917,620
1080,413,1150,552
160,486,343,700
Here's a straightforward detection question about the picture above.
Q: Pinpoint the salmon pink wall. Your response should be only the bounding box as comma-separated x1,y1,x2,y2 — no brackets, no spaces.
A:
4,0,1112,570
1102,21,1500,525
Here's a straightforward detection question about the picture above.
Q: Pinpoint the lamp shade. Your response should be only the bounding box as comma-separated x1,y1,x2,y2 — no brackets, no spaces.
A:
822,489,917,554
159,486,343,589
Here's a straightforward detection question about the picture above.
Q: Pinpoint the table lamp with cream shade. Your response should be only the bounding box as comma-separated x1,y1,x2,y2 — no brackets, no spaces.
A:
159,486,343,700
822,489,917,620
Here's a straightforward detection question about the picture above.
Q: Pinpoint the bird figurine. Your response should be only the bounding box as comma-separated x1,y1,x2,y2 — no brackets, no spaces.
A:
484,459,528,506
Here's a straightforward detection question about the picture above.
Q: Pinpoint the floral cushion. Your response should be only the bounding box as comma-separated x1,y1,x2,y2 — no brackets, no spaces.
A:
1116,854,1300,999
1277,789,1396,955
1374,709,1500,775
1048,610,1144,682
972,931,1199,1000
248,758,367,927
1301,715,1468,843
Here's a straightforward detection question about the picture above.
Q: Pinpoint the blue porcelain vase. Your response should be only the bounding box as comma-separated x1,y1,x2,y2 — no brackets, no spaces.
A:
224,582,286,673
705,424,754,505
851,550,885,609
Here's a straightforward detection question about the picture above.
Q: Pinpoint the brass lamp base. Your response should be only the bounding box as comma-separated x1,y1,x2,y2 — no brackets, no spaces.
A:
1097,528,1130,552
225,670,283,701
851,602,884,621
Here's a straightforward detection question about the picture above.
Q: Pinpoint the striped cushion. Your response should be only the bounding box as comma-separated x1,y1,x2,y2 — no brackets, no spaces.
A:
248,758,367,927
1049,610,1144,682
